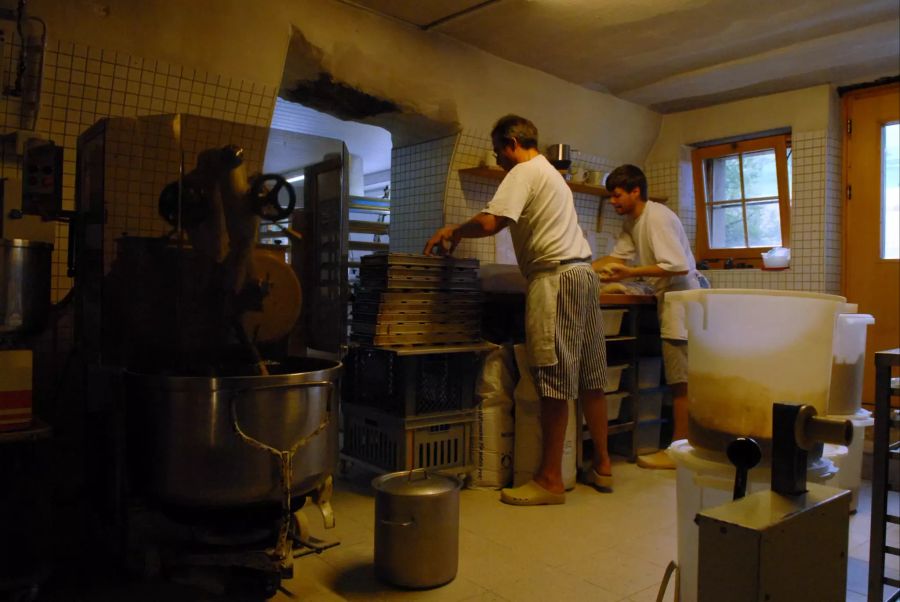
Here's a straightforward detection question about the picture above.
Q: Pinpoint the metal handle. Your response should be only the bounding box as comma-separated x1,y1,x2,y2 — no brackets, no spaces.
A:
794,405,853,450
407,468,428,482
379,518,414,527
230,380,334,456
228,379,335,564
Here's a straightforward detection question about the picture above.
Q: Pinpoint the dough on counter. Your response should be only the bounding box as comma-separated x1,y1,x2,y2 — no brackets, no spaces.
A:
600,282,629,294
600,281,656,295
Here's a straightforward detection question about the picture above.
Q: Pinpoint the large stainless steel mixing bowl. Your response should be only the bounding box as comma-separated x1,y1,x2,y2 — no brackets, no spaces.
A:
125,357,341,511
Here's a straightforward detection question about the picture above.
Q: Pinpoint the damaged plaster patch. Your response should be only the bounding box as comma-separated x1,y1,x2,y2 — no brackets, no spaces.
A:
278,26,459,146
280,27,399,121
284,72,400,121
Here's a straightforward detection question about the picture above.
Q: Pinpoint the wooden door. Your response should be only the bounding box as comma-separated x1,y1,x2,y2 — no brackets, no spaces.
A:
843,83,900,406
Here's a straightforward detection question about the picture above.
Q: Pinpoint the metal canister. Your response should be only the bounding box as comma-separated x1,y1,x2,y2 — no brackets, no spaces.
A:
0,239,52,333
372,469,461,588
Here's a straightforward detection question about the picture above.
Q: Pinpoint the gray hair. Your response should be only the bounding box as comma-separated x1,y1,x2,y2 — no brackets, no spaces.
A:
490,114,539,150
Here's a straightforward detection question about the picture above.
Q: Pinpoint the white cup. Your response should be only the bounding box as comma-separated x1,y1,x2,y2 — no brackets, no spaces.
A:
586,170,605,186
569,166,585,182
483,150,498,169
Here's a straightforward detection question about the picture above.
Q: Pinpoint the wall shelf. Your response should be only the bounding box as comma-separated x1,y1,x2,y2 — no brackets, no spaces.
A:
458,167,668,202
459,167,609,198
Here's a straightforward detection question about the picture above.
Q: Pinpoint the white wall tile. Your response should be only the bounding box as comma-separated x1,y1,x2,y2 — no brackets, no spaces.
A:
1,35,277,301
647,130,841,295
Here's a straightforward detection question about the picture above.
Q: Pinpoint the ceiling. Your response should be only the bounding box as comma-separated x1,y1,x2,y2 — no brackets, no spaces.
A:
340,0,900,113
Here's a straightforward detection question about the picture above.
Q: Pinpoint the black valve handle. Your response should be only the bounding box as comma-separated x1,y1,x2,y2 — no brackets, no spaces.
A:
250,173,296,222
726,437,762,501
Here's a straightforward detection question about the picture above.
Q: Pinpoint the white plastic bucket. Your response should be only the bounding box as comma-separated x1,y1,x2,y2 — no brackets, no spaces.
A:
828,314,875,416
670,439,846,602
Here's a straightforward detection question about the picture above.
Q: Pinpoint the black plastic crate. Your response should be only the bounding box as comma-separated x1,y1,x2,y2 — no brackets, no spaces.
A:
344,347,479,415
341,403,475,473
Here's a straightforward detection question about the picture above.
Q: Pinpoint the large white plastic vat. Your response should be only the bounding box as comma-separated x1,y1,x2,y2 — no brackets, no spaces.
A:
667,289,847,452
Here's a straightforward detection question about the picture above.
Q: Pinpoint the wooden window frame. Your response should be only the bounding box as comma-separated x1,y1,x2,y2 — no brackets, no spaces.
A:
691,134,791,265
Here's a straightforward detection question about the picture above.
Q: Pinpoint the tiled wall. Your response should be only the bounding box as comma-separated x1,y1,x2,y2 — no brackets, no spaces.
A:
432,129,628,264
389,134,456,253
0,36,276,301
646,130,842,294
824,132,843,293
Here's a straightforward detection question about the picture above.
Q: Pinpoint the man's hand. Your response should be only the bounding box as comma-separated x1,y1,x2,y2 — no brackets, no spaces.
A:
597,262,633,282
423,225,461,256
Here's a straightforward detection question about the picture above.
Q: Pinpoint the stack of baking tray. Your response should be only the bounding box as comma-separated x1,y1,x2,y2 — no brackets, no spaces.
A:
351,253,483,348
358,252,480,291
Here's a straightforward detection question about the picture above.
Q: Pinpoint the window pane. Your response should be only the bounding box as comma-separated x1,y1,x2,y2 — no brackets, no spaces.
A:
883,122,899,260
709,203,746,248
708,155,742,201
743,149,778,198
746,200,783,247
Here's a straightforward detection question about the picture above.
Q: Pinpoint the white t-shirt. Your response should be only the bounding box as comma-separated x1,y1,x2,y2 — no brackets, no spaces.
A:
483,155,591,276
610,200,699,338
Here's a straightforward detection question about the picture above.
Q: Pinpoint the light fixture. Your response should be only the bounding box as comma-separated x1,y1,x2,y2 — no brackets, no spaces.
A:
286,174,305,183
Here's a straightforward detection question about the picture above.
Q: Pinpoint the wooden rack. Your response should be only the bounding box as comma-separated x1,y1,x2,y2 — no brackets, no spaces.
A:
868,347,900,601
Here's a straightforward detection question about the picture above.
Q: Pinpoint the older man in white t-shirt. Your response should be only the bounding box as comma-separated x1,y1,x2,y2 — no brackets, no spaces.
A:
424,115,612,505
593,164,702,469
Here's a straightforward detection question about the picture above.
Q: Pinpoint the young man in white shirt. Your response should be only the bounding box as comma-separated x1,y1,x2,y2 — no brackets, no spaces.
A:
593,164,702,469
424,115,612,505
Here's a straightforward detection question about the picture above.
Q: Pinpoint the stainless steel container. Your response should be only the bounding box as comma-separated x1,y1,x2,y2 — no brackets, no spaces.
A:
0,239,52,334
125,358,341,510
546,143,571,162
373,469,461,589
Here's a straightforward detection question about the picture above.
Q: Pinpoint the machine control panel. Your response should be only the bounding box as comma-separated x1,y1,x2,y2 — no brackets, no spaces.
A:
22,142,63,217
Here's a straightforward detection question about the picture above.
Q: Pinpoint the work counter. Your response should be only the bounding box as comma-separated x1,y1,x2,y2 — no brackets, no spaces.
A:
599,294,657,305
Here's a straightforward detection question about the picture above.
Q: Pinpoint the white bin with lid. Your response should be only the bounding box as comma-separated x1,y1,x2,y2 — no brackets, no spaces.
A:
670,439,847,602
828,314,875,416
667,289,848,452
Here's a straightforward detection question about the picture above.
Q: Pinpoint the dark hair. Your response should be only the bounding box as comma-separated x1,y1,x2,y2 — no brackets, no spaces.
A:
490,114,539,150
605,164,647,200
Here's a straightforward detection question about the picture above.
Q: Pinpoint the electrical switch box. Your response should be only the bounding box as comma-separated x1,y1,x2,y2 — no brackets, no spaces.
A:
22,142,63,216
696,483,850,602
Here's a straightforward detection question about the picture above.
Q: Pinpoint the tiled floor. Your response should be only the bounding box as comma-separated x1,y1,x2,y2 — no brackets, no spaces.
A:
39,456,898,601
275,458,899,602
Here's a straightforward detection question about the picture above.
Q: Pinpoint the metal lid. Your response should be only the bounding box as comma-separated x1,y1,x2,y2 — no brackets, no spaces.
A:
1,238,53,250
372,469,460,496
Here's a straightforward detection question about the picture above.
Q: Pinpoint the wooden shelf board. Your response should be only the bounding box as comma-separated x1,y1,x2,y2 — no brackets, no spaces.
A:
459,167,608,198
349,220,389,235
458,167,667,202
349,241,389,252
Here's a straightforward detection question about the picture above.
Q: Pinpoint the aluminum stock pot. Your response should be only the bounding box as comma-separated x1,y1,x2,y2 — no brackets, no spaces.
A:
125,357,341,512
372,469,461,588
0,239,52,333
